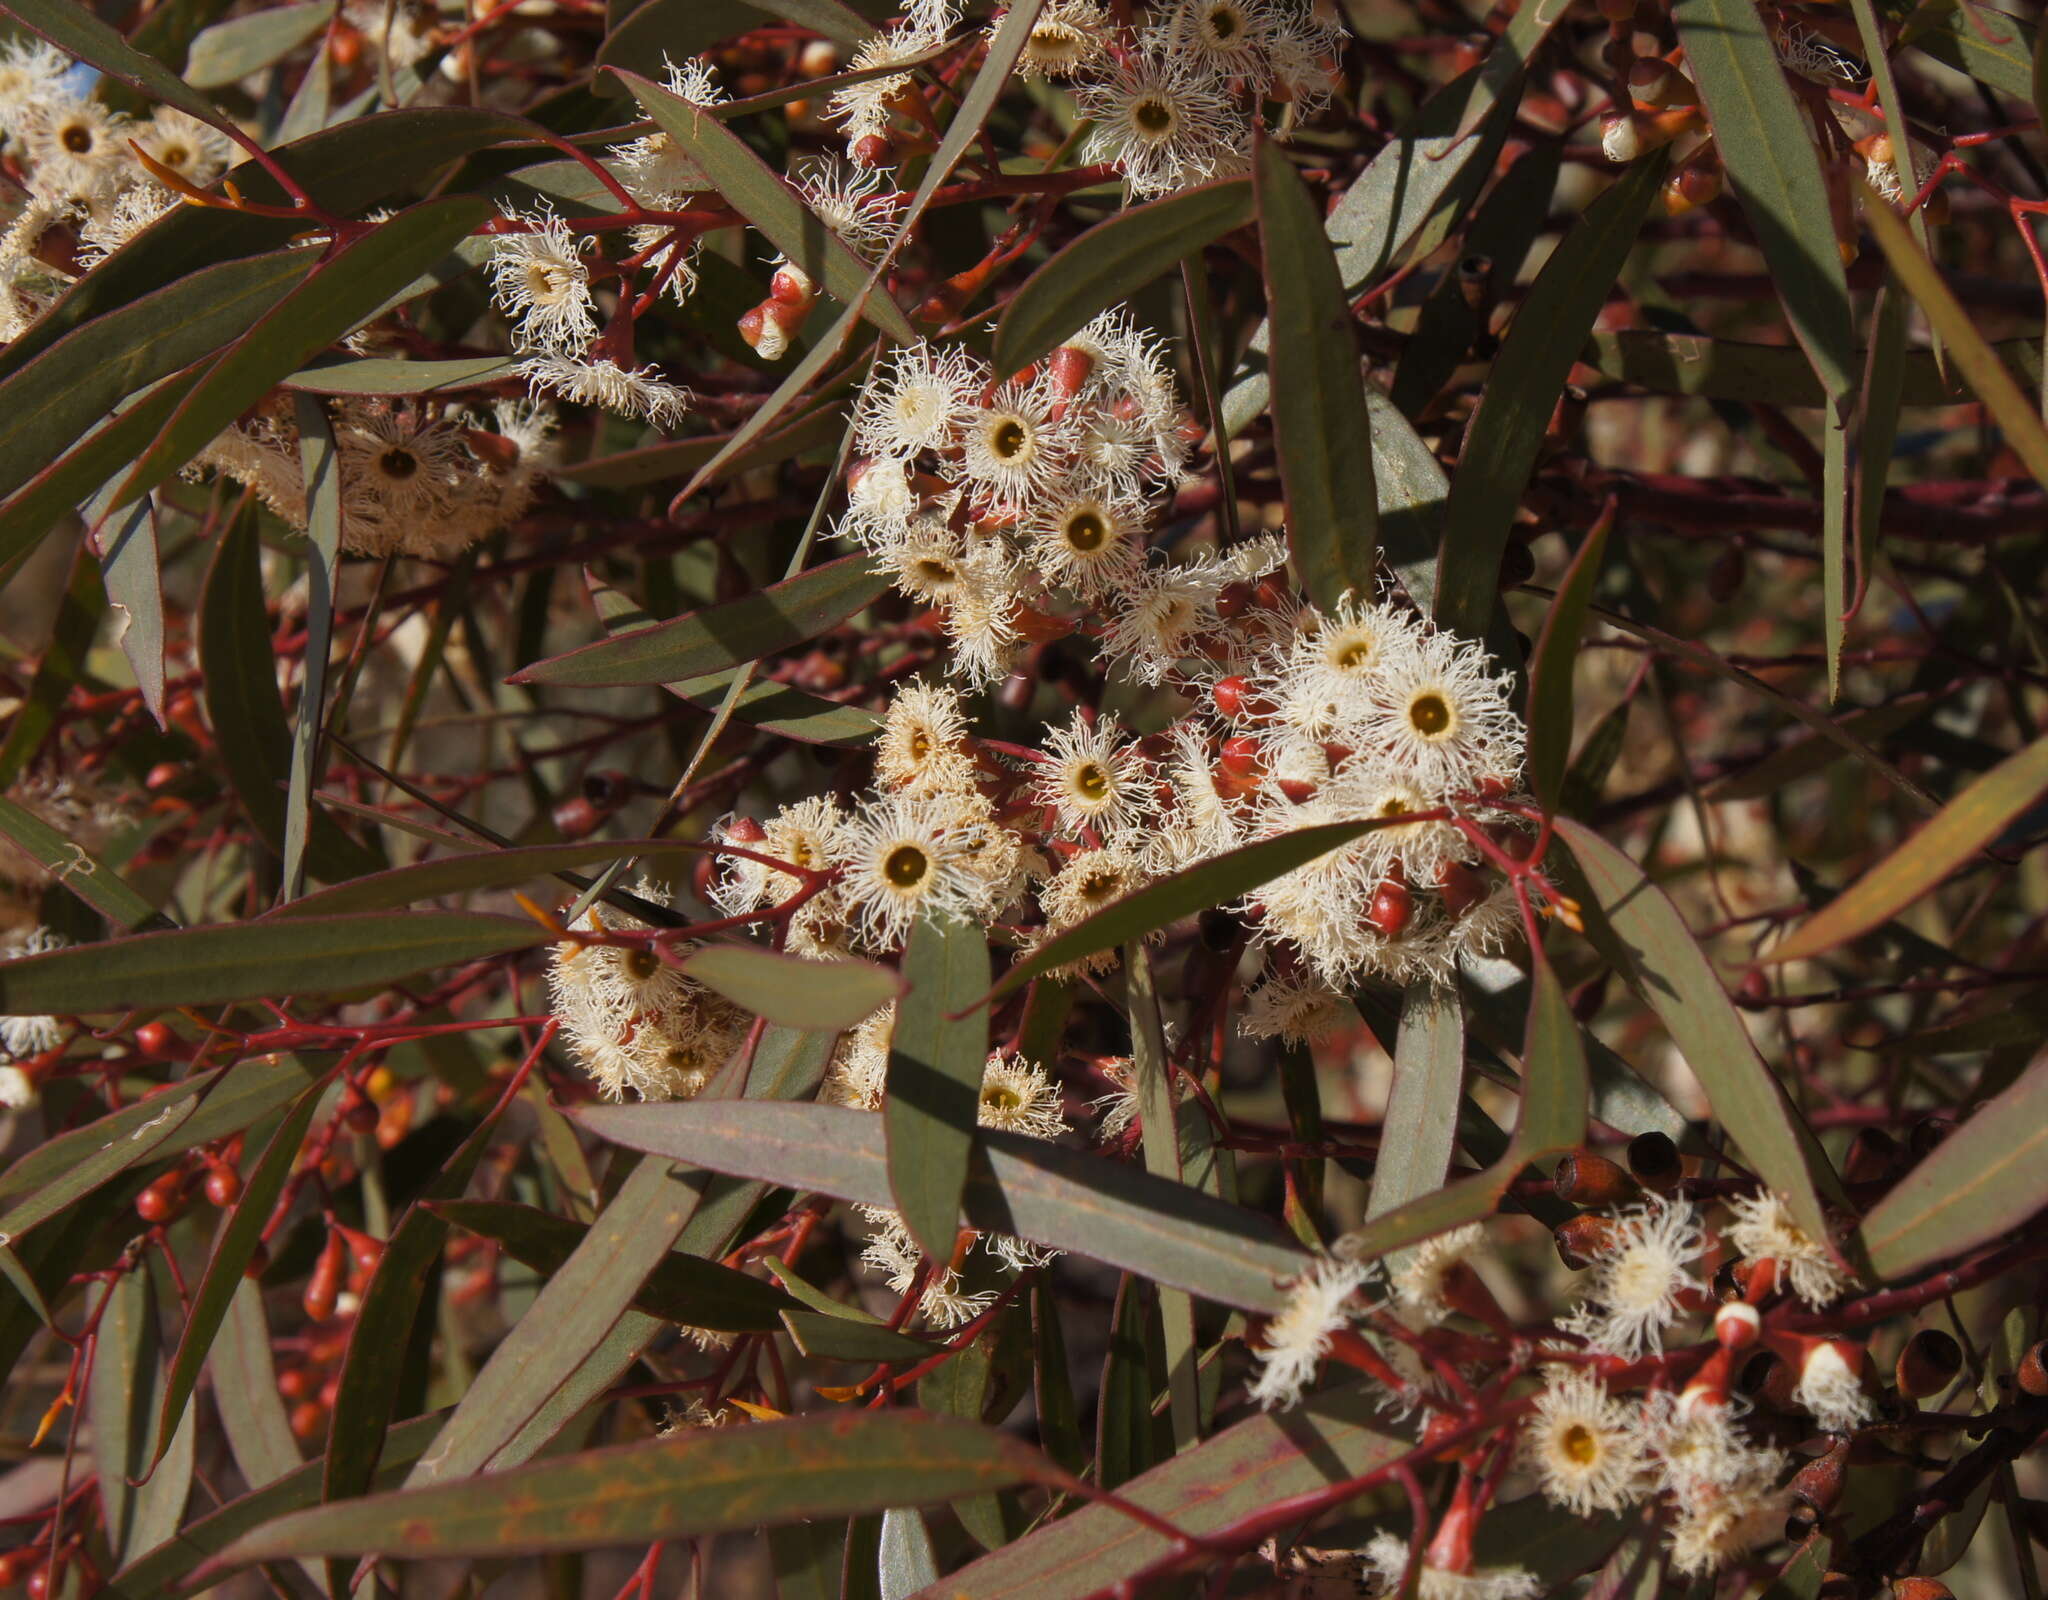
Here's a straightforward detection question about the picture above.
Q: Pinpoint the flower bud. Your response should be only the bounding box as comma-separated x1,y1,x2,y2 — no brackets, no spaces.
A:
2016,1338,2048,1397
852,132,894,168
1891,1581,1955,1600
1437,860,1488,917
1714,1299,1761,1351
1367,880,1412,937
1553,1213,1616,1270
1788,1437,1850,1519
1047,345,1094,397
1894,1329,1963,1400
1553,1151,1636,1207
202,1165,241,1208
303,1231,348,1322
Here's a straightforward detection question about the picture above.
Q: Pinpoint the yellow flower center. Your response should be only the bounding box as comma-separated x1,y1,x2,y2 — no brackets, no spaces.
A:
379,448,419,481
1560,1423,1599,1466
1064,507,1109,552
623,948,662,981
1073,762,1111,802
1133,96,1175,138
1408,691,1455,739
988,416,1030,460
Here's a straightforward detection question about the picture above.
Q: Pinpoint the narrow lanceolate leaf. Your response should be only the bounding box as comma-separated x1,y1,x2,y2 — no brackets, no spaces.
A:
889,0,1040,245
511,554,887,688
275,839,711,918
1553,817,1843,1249
218,1413,1060,1569
918,1383,1404,1600
1433,151,1665,640
1907,5,2036,100
986,823,1375,1002
0,250,310,503
153,1078,327,1468
1367,983,1465,1219
886,916,993,1258
1339,950,1586,1267
1860,183,2048,489
209,1283,302,1494
113,197,495,508
404,1156,704,1487
199,505,379,881
90,490,165,729
597,0,874,79
0,1056,321,1206
0,796,166,932
1255,139,1377,609
282,393,341,901
431,1201,799,1330
1769,732,2048,962
581,1101,1308,1313
0,912,540,1015
283,354,520,394
1853,281,1908,629
610,69,915,344
992,179,1253,375
105,1413,442,1599
1673,0,1857,402
1526,508,1611,813
184,1,336,88
1821,399,1851,701
1858,1050,2048,1279
681,944,902,1032
587,577,882,746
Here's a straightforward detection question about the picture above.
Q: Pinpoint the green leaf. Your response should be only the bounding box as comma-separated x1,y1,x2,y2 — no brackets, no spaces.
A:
1553,816,1844,1249
927,1382,1404,1598
0,371,199,585
401,1155,704,1487
512,553,887,688
198,503,380,881
1908,5,2036,100
782,1310,936,1363
560,402,849,491
692,944,904,1031
0,249,311,505
216,1411,1060,1568
1853,280,1909,638
105,1412,443,1599
0,1056,320,1205
432,1200,799,1330
1338,947,1586,1267
1388,141,1563,419
1124,946,1197,1447
1526,508,1611,813
597,0,873,79
89,1265,194,1567
91,491,167,729
114,196,494,507
153,1077,326,1468
184,1,334,88
282,394,341,901
275,838,713,918
1860,180,2048,488
887,914,991,1258
0,548,101,787
0,795,166,932
1433,151,1665,640
1769,732,2048,962
0,912,540,1015
1255,139,1377,608
1858,1048,2048,1278
992,178,1252,375
283,354,521,394
1673,0,1857,402
1093,1275,1158,1491
210,1282,302,1493
579,1101,1309,1314
586,575,882,746
1822,395,1851,700
3,0,231,127
321,1076,520,1519
610,68,914,344
1366,982,1464,1219
987,822,1373,1002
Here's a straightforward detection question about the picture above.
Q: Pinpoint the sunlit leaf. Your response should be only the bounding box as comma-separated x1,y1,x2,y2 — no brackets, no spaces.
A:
886,914,991,1258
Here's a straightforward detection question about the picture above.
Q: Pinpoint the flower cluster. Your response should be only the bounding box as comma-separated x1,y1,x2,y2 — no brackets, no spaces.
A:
833,0,1346,197
545,884,751,1102
196,394,557,559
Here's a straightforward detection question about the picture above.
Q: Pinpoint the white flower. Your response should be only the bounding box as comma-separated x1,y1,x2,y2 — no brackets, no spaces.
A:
855,342,979,458
22,96,130,201
1521,1368,1647,1515
950,376,1076,517
938,542,1028,686
1792,1341,1874,1434
826,2,961,151
976,1053,1068,1138
1008,0,1110,77
790,154,897,268
1358,1535,1540,1600
490,205,597,355
1037,842,1151,974
711,796,846,915
128,107,231,190
1275,593,1422,731
875,679,978,796
836,457,925,554
1033,711,1152,839
0,38,72,139
1387,1221,1485,1325
833,793,996,948
1022,482,1151,597
1363,627,1523,793
1558,1194,1704,1359
0,1065,32,1109
1721,1189,1851,1307
1239,971,1357,1045
519,353,692,427
1248,1254,1373,1409
1076,48,1247,199
0,926,67,1063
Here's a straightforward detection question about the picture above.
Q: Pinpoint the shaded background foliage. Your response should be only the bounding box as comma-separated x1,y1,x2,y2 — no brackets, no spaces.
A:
0,0,2042,1593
